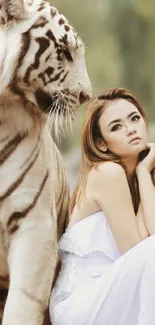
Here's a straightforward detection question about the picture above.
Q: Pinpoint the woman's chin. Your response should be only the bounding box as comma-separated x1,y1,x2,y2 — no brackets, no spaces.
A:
126,145,148,159
118,143,147,159
130,140,147,151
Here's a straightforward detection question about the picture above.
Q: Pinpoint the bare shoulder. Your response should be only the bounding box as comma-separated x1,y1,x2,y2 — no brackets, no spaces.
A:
97,161,124,174
90,162,126,183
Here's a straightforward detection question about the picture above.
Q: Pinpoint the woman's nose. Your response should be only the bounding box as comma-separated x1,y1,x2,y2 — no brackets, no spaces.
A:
126,123,136,135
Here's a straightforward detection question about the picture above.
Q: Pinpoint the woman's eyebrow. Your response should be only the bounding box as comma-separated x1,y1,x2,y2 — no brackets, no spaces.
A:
107,111,138,127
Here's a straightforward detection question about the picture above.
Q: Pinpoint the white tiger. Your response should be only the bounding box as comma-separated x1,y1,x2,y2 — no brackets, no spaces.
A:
0,0,92,324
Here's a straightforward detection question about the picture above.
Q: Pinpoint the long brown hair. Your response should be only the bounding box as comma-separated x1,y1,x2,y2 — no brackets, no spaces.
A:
70,87,150,215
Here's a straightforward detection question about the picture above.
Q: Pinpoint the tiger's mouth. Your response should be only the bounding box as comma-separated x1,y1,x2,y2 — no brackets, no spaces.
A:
35,89,58,113
35,88,76,116
35,88,77,136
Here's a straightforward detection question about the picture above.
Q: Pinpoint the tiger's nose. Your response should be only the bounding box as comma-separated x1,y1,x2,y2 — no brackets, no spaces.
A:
79,91,91,105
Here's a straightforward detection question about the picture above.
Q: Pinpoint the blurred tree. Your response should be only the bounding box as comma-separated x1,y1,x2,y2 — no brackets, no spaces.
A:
109,0,155,120
48,0,155,154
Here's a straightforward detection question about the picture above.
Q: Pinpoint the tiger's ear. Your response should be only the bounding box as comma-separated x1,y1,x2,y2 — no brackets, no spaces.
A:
0,0,43,24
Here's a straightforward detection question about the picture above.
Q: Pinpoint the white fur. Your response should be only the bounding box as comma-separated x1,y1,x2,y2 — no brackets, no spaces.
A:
0,1,91,324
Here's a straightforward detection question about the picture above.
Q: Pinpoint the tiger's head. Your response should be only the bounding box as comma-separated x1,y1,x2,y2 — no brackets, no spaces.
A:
0,0,91,122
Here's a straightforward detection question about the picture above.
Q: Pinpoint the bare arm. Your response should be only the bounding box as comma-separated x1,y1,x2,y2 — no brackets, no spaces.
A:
91,162,148,254
136,143,155,235
137,169,155,235
136,202,149,239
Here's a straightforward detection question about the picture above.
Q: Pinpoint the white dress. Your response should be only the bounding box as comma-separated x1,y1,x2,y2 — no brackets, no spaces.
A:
50,210,155,325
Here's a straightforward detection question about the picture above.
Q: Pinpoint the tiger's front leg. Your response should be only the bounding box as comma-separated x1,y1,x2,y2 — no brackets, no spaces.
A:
0,289,7,325
2,217,57,325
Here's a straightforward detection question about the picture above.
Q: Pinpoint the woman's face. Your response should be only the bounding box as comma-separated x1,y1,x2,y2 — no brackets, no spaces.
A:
98,99,148,158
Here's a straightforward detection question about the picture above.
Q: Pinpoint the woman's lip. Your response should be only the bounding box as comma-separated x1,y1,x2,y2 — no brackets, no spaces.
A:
129,137,141,143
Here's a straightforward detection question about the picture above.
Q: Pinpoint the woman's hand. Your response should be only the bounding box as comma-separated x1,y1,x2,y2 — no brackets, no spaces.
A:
136,143,155,174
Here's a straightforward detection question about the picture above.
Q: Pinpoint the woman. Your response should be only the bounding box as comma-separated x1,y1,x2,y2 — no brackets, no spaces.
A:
50,88,155,325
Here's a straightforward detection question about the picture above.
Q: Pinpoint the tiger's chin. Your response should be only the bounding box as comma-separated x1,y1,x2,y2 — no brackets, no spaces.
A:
35,89,58,114
35,88,76,116
34,88,76,133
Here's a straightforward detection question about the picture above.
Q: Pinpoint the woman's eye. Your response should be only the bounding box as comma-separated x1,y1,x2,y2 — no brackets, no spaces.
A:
131,115,141,122
111,124,121,131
